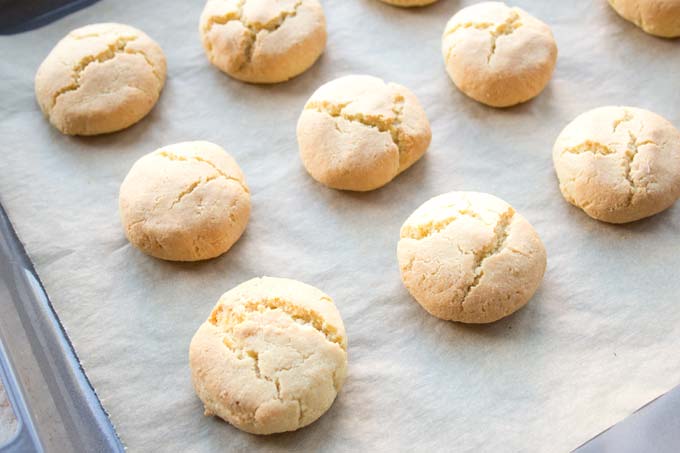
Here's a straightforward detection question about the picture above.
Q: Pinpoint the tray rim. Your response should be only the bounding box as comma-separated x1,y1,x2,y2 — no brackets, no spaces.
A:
0,202,124,453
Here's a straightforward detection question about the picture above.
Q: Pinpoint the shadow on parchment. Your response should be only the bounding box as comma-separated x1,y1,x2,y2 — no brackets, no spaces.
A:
558,199,679,239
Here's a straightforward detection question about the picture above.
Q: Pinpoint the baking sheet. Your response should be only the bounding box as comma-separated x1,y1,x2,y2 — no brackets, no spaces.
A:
1,0,679,451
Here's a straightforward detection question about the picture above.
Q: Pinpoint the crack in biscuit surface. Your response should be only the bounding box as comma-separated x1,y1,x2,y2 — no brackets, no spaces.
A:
50,35,162,110
561,141,617,156
612,109,633,132
443,9,524,65
552,105,680,225
397,193,541,323
203,0,304,66
391,94,406,164
157,150,250,194
487,11,522,62
169,175,222,209
51,36,136,108
559,111,661,210
623,130,657,205
305,97,405,156
207,294,344,427
460,207,515,304
401,208,484,240
210,297,344,349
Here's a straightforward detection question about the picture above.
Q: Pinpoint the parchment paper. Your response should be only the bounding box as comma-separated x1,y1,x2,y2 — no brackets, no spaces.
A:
1,0,679,451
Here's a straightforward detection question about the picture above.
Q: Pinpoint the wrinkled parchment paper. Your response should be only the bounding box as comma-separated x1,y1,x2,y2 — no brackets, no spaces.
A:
1,0,679,451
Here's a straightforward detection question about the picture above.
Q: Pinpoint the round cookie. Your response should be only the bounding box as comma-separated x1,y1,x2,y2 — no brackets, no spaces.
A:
297,75,432,191
199,0,326,83
189,277,348,435
397,192,546,324
608,0,680,38
378,0,439,7
553,106,680,223
441,2,557,108
35,23,166,136
119,141,250,261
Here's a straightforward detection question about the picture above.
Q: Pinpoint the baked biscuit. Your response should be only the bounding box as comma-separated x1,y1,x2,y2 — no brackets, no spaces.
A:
200,0,327,83
35,23,166,135
297,75,431,191
609,0,680,38
189,277,348,434
553,106,680,223
441,2,557,107
119,141,250,261
397,192,546,323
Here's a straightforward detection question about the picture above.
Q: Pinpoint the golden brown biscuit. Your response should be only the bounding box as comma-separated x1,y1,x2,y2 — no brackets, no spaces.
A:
119,141,250,261
553,106,680,223
441,2,557,107
397,192,546,323
200,0,327,83
609,0,680,38
297,75,431,191
35,23,166,135
190,277,348,434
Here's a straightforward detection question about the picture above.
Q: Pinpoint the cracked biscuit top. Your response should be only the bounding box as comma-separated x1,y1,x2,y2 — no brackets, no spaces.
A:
35,23,166,135
441,2,557,108
199,0,326,83
119,141,250,261
297,74,432,191
397,192,546,324
553,106,680,223
189,277,348,435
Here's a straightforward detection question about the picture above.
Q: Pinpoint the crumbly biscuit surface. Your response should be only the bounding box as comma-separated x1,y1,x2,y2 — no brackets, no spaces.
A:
35,23,166,135
119,141,250,261
297,75,431,191
190,277,348,434
553,106,680,223
441,2,557,107
397,192,546,323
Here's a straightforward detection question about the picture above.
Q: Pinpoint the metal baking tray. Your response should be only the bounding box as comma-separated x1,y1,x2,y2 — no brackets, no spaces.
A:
0,203,124,452
0,1,677,451
1,2,118,450
0,0,99,35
